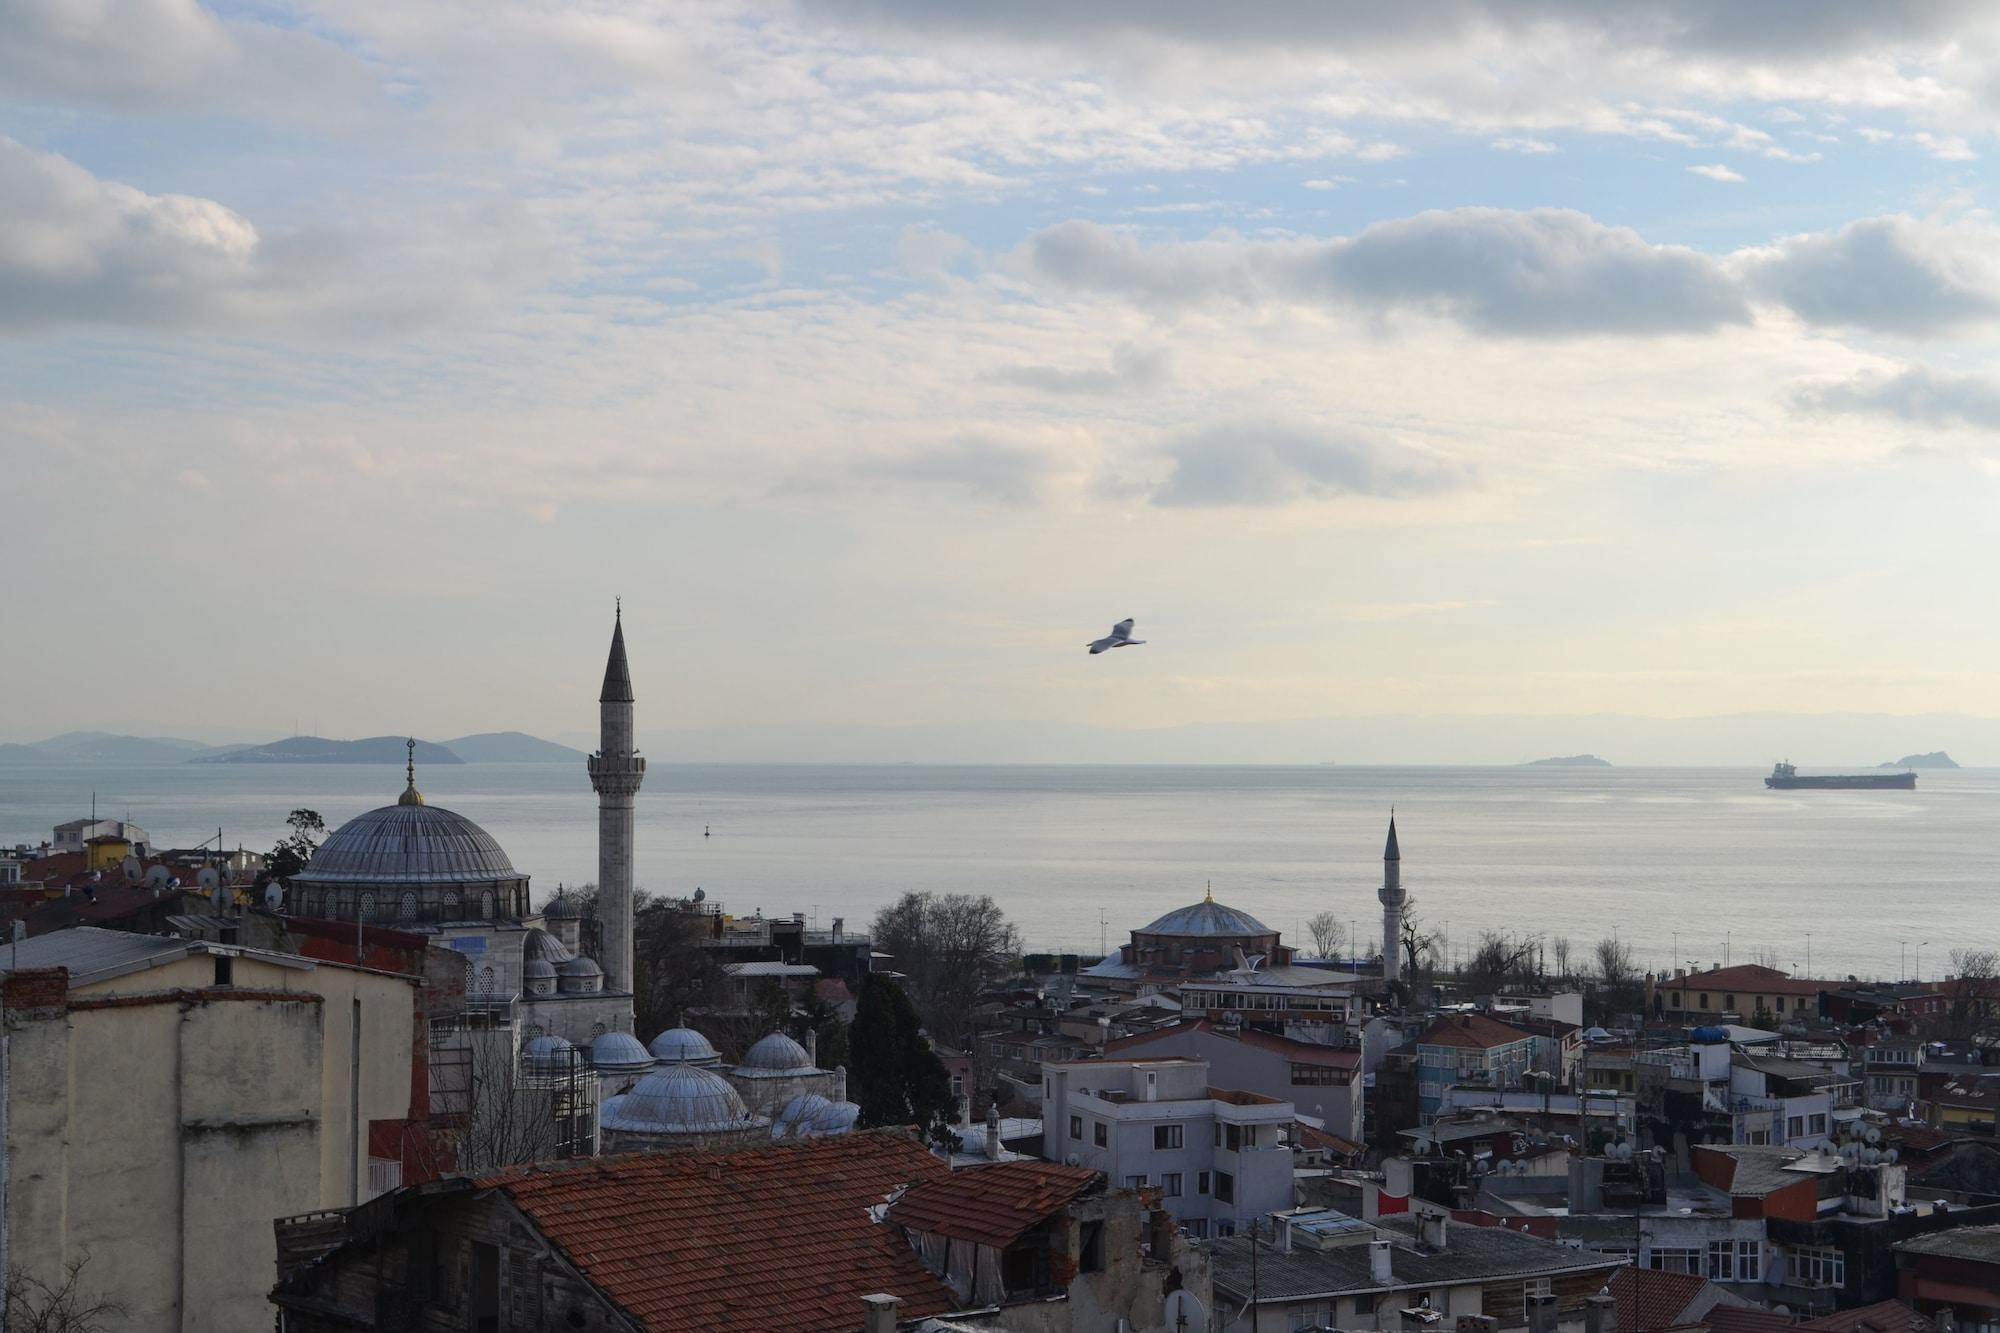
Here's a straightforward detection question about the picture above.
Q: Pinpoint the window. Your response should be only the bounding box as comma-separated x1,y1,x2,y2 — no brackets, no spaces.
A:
1163,1172,1183,1198
1126,1174,1147,1189
1524,1277,1552,1320
1214,1122,1222,1147
1224,1123,1243,1151
1791,1246,1844,1288
1079,1220,1105,1274
1747,1130,1771,1146
1184,1219,1207,1239
1069,1115,1083,1140
1700,993,1710,1009
358,892,376,921
1294,1302,1332,1329
1198,1171,1211,1195
479,890,495,919
1672,992,1684,1008
442,890,461,918
1215,1170,1235,1204
399,891,419,921
1808,1114,1827,1136
1708,1240,1762,1282
1292,1062,1341,1086
1094,1121,1107,1148
1215,1219,1236,1237
1649,1248,1701,1275
1155,1124,1183,1150
1787,1116,1805,1140
1796,996,1809,1010
1725,994,1736,1010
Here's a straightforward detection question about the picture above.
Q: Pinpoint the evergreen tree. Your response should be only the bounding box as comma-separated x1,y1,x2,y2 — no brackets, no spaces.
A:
851,974,955,1133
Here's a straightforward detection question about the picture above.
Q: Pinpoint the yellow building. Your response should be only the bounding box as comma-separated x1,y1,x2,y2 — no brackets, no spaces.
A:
82,834,131,871
2,926,423,1333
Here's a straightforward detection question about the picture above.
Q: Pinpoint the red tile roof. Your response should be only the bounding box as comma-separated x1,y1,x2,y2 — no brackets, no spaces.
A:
1801,1300,1931,1333
1417,1012,1535,1051
1705,1309,1801,1333
1607,1265,1714,1333
1103,1018,1362,1068
887,1160,1100,1250
1296,1123,1364,1157
1670,965,1825,998
481,1131,957,1333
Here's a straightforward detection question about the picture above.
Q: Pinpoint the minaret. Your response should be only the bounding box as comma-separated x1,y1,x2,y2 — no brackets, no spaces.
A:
587,601,645,995
1379,812,1405,984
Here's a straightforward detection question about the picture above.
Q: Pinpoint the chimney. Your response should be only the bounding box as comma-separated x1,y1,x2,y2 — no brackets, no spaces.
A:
985,1102,1002,1160
861,1293,901,1333
832,916,844,942
1527,1294,1558,1333
1370,1238,1393,1284
1585,1290,1616,1333
1418,1211,1450,1251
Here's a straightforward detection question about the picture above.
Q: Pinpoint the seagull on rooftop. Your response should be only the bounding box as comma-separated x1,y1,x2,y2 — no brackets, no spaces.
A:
1087,618,1146,655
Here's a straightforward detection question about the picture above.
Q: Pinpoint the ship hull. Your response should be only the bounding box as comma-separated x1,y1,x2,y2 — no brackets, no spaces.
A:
1766,773,1917,790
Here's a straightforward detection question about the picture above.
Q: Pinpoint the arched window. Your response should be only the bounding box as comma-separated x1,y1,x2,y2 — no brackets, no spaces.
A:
442,890,461,919
591,1021,607,1038
479,891,495,920
357,892,375,922
399,892,419,921
477,966,494,998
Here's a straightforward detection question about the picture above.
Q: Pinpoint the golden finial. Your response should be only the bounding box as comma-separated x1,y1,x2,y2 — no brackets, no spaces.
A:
1205,879,1213,903
399,737,425,806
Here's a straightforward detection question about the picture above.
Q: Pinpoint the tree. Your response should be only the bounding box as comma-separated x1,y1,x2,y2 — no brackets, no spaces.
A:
457,1032,582,1172
1463,930,1542,996
1550,937,1574,985
1593,937,1641,1025
850,974,955,1141
1306,912,1345,961
1397,900,1441,1006
627,898,725,1040
870,892,1021,1102
265,809,326,884
1941,949,2000,1041
4,1255,125,1333
804,994,850,1072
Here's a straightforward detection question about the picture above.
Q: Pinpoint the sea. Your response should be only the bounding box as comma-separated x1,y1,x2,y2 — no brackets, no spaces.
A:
2,761,1994,982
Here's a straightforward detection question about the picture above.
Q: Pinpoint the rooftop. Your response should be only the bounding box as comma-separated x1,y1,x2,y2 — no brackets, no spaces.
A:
293,801,520,887
1135,898,1273,939
1212,1213,1622,1303
478,1131,956,1333
1670,964,1827,998
887,1160,1100,1249
1897,1224,2000,1263
1417,1012,1535,1051
0,925,193,984
1606,1265,1714,1333
1800,1300,1934,1333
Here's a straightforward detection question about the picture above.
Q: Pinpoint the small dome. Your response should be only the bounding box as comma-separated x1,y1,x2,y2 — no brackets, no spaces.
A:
524,958,558,980
1136,899,1272,938
521,1034,578,1077
773,1093,833,1138
601,1064,762,1134
648,1027,721,1065
739,1031,816,1075
523,929,574,964
543,893,582,920
589,1030,654,1073
556,954,602,976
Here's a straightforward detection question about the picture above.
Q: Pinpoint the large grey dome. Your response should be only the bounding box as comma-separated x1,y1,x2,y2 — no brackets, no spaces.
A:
1137,899,1271,938
294,803,519,886
647,1027,720,1065
601,1064,763,1134
739,1031,816,1075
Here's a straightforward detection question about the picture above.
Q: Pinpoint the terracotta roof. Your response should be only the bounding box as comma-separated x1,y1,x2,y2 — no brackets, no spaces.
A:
1801,1300,1931,1333
1296,1123,1364,1157
481,1131,957,1333
1417,1013,1535,1051
1103,1018,1361,1068
887,1160,1100,1250
0,883,198,938
1705,1308,1802,1333
1607,1266,1713,1333
1671,965,1825,998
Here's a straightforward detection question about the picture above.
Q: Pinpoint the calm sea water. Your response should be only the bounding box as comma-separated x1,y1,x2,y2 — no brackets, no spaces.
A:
2,761,1993,980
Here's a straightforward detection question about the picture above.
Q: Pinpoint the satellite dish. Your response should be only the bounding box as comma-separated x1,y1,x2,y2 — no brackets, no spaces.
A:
1164,1290,1208,1332
121,856,143,881
196,868,221,889
145,865,171,888
1064,1153,1083,1167
263,882,284,912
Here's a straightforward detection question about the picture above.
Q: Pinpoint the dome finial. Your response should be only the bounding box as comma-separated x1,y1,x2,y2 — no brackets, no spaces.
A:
399,737,426,806
1205,879,1213,902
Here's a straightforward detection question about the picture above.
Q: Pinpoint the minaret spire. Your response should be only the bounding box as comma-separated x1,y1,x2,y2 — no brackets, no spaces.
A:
1379,809,1406,986
588,603,645,995
398,737,425,806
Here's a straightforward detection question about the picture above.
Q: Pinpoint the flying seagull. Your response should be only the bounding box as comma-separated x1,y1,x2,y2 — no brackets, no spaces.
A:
1087,618,1146,655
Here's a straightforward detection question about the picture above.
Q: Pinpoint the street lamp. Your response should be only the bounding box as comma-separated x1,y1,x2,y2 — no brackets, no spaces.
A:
1916,941,1931,983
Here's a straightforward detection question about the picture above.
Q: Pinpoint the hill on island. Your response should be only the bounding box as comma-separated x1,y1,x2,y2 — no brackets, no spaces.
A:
7,732,222,763
1881,751,1960,769
193,736,466,765
444,732,587,762
1524,754,1612,767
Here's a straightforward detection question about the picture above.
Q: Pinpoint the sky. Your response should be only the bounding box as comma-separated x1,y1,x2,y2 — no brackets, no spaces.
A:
8,1,2000,757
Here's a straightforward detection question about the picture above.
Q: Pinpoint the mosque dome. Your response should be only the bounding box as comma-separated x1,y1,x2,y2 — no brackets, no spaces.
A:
521,1034,579,1079
739,1031,817,1075
293,803,520,887
589,1030,654,1074
524,957,558,982
647,1027,721,1065
556,954,601,977
601,1064,761,1135
543,893,582,920
772,1092,832,1137
523,928,573,963
1136,898,1272,938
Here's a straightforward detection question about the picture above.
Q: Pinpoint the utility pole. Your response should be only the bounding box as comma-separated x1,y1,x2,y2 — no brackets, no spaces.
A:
1250,1216,1260,1333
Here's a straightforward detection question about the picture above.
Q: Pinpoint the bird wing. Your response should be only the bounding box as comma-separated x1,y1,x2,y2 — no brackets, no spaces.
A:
1111,618,1135,640
1087,637,1112,654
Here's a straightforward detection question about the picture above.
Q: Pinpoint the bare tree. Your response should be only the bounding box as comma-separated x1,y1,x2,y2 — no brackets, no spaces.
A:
457,1033,570,1172
1306,911,1345,961
1593,937,1641,1025
1940,949,2000,1041
1398,900,1441,1002
4,1256,124,1333
1463,930,1542,996
872,893,1022,1102
1550,936,1574,985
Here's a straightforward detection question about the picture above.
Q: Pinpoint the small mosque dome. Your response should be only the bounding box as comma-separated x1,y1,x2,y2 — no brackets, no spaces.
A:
773,1092,834,1138
815,1100,861,1134
1137,899,1272,938
543,893,582,920
523,928,574,964
601,1064,760,1134
521,1034,578,1078
524,957,559,982
589,1030,654,1074
740,1031,817,1075
555,953,602,994
648,1027,721,1065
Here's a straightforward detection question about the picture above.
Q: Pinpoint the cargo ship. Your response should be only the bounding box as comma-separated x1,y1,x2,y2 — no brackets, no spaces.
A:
1765,761,1916,790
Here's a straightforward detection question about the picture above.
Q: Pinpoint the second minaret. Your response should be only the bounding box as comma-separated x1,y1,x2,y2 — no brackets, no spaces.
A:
587,604,645,995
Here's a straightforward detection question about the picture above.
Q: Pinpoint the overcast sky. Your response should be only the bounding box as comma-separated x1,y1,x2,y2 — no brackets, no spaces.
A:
8,1,2000,751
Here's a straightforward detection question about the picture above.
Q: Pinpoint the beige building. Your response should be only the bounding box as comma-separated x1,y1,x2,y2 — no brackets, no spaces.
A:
1,926,425,1333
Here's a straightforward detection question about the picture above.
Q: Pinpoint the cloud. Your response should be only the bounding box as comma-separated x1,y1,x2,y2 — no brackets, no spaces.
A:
1302,177,1354,190
854,435,1080,506
1688,163,1745,182
1741,215,2000,335
1493,138,1559,154
1150,421,1469,507
1021,208,1750,337
0,138,541,334
1795,367,2000,429
990,343,1172,395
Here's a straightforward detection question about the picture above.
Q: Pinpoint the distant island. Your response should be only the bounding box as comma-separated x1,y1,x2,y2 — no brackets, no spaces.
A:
443,732,587,763
193,736,466,765
1524,754,1612,767
1880,751,1959,769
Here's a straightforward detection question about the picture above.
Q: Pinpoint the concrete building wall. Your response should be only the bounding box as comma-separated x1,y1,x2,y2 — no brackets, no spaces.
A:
1113,1027,1363,1142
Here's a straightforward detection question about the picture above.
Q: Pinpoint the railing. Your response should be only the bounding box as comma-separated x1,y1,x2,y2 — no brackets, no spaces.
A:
367,1157,402,1199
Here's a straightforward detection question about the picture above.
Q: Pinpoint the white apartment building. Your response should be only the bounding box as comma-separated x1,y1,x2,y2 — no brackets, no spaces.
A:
1042,1055,1295,1238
